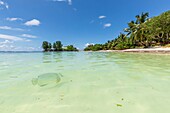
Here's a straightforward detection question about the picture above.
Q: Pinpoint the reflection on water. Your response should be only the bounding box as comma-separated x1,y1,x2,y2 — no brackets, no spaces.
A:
0,52,170,113
53,52,63,62
42,52,53,63
42,52,78,63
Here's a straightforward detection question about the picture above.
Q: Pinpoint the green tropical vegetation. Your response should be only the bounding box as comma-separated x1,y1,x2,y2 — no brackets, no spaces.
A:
84,10,170,51
42,41,78,52
64,45,79,51
84,44,103,51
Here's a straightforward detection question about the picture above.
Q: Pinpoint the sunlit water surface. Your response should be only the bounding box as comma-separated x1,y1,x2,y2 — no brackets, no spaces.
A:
0,52,170,113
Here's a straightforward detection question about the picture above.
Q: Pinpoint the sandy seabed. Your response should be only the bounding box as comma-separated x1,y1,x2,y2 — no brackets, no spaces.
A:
1,52,170,113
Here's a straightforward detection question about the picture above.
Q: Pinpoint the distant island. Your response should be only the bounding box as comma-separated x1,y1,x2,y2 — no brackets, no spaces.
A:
42,41,78,52
84,11,170,51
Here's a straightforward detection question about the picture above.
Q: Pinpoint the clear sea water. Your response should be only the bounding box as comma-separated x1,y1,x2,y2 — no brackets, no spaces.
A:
0,52,170,113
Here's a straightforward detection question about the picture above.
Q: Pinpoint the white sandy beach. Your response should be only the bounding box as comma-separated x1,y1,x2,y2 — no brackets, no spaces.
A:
99,47,170,53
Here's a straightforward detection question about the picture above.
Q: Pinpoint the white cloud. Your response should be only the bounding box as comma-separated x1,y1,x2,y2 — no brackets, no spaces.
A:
0,44,19,51
0,26,12,30
6,17,23,21
0,44,7,48
0,0,9,9
68,0,72,5
99,16,106,19
0,40,13,44
0,1,4,5
104,23,112,28
25,39,32,42
0,44,15,49
52,0,72,5
85,43,94,47
0,34,23,41
24,19,41,26
0,26,24,31
21,34,37,38
0,41,40,51
0,40,15,50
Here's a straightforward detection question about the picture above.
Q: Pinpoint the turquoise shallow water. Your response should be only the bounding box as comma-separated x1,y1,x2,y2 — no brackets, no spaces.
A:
0,52,170,113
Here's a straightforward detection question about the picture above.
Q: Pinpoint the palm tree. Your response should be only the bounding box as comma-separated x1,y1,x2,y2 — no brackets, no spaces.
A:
48,43,52,51
125,12,149,47
56,41,63,51
135,12,149,24
42,41,49,51
53,43,56,51
124,21,138,46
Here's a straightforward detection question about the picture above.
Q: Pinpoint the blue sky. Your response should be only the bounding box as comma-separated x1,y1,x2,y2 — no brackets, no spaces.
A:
0,0,169,51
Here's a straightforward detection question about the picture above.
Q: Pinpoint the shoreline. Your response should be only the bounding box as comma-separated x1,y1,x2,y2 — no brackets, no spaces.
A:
99,48,170,53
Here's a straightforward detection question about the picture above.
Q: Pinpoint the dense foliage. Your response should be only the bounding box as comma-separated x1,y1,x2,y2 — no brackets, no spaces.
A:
42,41,78,52
84,10,170,51
42,41,49,51
84,44,103,51
53,41,63,51
64,45,79,51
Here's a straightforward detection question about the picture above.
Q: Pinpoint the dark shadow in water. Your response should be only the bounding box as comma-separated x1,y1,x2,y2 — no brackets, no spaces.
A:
65,52,77,60
42,52,65,63
42,52,52,63
53,52,63,62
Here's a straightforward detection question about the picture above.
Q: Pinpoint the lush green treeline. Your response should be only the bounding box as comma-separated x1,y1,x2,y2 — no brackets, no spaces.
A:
42,41,78,52
84,10,170,51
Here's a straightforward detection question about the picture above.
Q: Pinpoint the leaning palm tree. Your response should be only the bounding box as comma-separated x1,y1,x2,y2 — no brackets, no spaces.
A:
124,12,149,47
124,21,138,45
